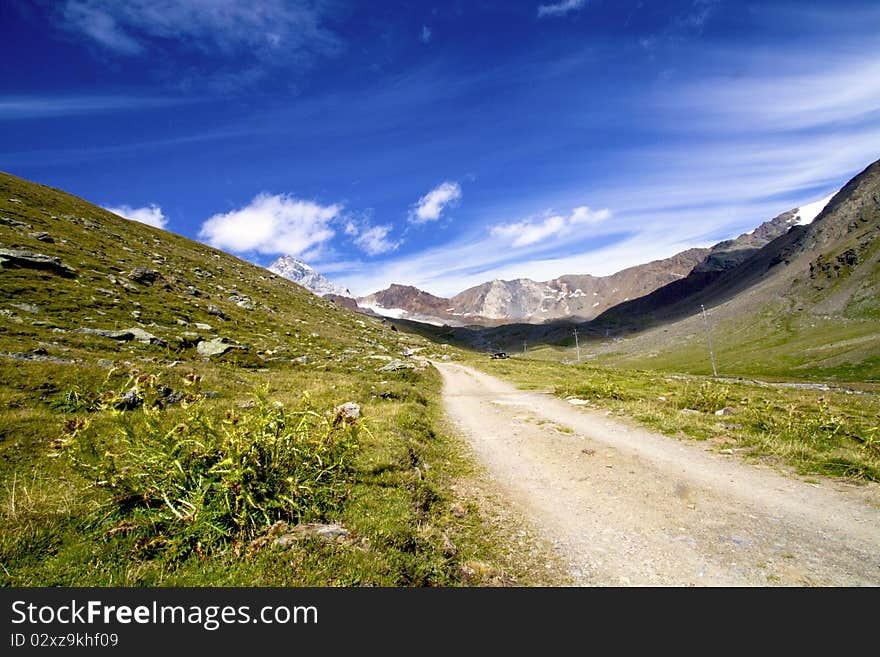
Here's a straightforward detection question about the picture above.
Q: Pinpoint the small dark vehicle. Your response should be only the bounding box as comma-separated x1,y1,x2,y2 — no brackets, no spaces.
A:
490,352,508,359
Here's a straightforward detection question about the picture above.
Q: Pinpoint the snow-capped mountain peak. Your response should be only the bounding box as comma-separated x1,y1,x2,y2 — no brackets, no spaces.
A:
267,255,352,297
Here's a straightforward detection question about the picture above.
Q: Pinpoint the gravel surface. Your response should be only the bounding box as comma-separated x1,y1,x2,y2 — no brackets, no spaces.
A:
435,362,880,586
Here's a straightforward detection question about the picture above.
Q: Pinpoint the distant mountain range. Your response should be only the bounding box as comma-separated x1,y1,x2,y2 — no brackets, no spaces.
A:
348,194,834,326
262,167,875,381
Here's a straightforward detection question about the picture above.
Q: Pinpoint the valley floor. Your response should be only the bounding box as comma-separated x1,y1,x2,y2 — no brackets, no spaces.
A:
434,362,880,585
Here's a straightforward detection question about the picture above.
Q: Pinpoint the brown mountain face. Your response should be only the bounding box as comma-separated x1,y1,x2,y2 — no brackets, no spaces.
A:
360,249,709,326
358,284,453,319
593,157,880,330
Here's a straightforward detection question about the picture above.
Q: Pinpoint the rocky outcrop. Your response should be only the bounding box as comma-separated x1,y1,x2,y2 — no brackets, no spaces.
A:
196,337,240,357
0,248,77,277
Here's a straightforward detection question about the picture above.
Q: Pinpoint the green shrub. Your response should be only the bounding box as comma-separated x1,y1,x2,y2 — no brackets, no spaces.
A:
65,387,362,558
678,381,731,412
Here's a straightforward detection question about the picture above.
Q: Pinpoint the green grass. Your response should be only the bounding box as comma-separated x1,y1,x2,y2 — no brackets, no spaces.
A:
470,355,880,482
0,172,556,587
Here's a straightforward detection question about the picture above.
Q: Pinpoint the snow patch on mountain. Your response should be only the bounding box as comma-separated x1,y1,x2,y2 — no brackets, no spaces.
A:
793,193,835,226
267,255,352,297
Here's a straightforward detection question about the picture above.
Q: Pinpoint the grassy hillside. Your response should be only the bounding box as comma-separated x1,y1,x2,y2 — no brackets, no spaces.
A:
0,172,559,586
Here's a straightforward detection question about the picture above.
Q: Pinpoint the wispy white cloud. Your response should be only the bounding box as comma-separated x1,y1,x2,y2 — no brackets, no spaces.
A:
63,1,143,54
198,193,340,256
537,0,586,19
59,0,340,57
491,206,611,247
354,224,400,256
667,55,880,133
104,203,168,229
409,181,462,224
420,25,432,44
0,95,185,119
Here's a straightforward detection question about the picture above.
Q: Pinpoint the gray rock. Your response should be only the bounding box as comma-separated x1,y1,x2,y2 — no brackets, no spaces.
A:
293,355,310,365
29,232,54,243
714,407,738,416
229,294,255,310
97,359,114,368
202,391,219,399
0,216,32,229
3,351,75,365
197,337,236,357
0,248,77,278
75,326,164,345
206,304,225,318
194,322,214,331
379,359,416,372
127,327,163,345
10,302,39,314
273,523,350,547
332,402,361,423
128,267,161,285
118,388,144,410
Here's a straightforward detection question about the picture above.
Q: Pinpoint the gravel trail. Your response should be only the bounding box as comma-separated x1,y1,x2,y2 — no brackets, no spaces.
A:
434,362,880,586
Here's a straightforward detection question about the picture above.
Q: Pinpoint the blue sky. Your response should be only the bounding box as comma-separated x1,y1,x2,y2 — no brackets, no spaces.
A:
2,1,879,297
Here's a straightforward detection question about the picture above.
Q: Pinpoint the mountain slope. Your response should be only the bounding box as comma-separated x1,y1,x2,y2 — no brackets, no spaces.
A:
588,158,880,379
0,171,523,587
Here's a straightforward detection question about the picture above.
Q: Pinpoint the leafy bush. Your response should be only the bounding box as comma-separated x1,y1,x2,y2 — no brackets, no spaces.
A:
65,386,362,558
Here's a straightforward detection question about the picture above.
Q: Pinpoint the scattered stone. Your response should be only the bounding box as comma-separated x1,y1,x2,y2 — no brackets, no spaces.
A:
175,318,188,326
118,388,144,410
441,532,457,557
680,408,701,415
293,355,310,365
97,359,114,368
228,294,254,310
184,285,202,296
131,310,142,320
3,351,75,364
196,337,238,357
714,407,738,416
332,402,361,424
0,216,31,229
29,231,54,243
379,359,416,372
201,391,219,399
274,523,350,547
0,248,77,277
75,327,164,345
194,322,214,331
127,327,164,345
128,267,160,285
566,397,590,406
206,304,225,318
10,302,39,314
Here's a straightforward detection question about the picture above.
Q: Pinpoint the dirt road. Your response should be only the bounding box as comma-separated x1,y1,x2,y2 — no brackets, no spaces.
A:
434,362,880,586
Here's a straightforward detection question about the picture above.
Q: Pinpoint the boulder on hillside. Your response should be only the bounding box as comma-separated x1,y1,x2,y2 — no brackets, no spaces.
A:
0,248,77,278
197,337,240,357
128,267,161,285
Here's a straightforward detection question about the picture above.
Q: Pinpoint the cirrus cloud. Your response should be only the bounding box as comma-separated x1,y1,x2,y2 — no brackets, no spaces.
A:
198,193,340,256
104,203,168,229
491,205,611,247
537,0,586,19
409,181,462,224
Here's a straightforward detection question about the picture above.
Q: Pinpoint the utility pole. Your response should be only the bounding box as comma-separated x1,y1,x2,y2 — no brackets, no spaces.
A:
700,304,718,377
573,328,581,364
523,340,527,355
